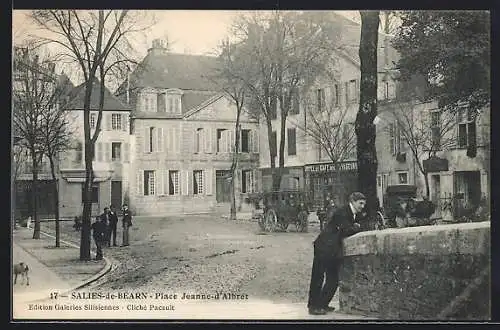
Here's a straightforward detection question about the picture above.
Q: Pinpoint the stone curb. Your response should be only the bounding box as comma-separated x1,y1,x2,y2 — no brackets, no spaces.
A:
36,231,114,294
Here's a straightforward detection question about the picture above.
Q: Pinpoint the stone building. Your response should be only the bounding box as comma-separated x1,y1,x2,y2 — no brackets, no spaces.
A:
117,39,259,216
258,13,399,208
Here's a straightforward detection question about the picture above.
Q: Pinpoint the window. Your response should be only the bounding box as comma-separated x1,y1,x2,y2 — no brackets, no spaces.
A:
241,129,250,153
430,110,441,150
217,129,229,153
270,131,277,157
193,170,204,195
143,93,156,112
174,97,180,113
457,108,476,149
168,97,174,113
75,141,83,164
346,79,358,103
111,113,122,130
111,142,121,161
287,128,296,156
157,93,166,113
81,184,99,203
397,172,408,185
316,88,325,112
241,169,254,193
144,170,155,196
195,128,204,153
169,170,180,195
389,123,403,156
90,113,96,129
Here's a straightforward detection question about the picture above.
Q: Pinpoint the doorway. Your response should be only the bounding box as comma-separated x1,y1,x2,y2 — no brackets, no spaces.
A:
111,180,122,211
215,170,231,203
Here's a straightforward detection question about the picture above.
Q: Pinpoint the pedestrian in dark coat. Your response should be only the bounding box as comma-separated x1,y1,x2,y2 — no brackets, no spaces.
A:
91,216,106,260
121,204,132,247
108,205,119,247
307,192,366,315
100,207,111,247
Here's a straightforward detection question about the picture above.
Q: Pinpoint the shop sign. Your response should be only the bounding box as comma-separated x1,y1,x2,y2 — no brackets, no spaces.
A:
304,161,357,173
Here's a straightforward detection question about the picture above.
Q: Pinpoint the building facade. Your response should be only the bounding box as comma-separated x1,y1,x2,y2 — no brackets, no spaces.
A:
58,81,132,218
120,40,260,216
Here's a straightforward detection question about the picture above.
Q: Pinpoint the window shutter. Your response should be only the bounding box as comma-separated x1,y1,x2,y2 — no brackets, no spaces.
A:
136,170,143,196
158,170,165,195
106,113,112,130
237,170,242,194
194,129,198,153
158,127,164,153
204,128,209,153
252,169,257,193
238,129,242,152
208,128,214,153
105,142,111,162
144,127,150,153
182,170,190,195
252,130,259,153
227,130,233,153
165,127,171,153
164,170,170,195
123,143,129,163
344,82,349,104
205,169,213,195
96,142,102,162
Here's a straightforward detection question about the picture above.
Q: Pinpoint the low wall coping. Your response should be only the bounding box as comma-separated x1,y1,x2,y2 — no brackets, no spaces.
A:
343,221,490,256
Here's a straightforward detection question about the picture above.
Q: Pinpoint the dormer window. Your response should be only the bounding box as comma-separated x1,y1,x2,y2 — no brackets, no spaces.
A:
166,89,183,114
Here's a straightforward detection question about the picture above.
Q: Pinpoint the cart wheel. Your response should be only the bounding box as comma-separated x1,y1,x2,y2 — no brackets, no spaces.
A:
296,211,309,233
264,209,278,232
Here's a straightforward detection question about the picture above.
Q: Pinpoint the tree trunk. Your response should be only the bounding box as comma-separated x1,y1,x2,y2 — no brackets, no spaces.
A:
356,11,380,228
423,171,430,198
31,153,40,239
278,112,286,190
48,155,60,247
229,123,241,221
266,119,280,191
80,143,94,261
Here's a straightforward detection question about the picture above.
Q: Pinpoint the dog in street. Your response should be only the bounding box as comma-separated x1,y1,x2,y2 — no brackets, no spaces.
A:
13,262,29,286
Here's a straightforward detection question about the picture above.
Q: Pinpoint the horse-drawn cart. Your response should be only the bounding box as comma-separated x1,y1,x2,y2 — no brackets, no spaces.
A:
247,190,312,233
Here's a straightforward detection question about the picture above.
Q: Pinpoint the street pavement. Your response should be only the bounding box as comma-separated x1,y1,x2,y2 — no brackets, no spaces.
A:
13,218,371,320
12,241,72,303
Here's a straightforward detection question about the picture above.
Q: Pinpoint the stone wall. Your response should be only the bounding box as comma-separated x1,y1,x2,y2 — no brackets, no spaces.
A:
339,222,490,320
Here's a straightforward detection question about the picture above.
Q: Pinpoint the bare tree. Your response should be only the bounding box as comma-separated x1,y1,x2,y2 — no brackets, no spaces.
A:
29,10,156,260
383,101,457,198
293,86,356,166
226,11,340,190
12,45,58,239
12,142,28,229
39,76,74,247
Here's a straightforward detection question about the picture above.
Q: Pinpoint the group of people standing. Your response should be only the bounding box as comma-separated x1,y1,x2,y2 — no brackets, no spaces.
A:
91,204,133,261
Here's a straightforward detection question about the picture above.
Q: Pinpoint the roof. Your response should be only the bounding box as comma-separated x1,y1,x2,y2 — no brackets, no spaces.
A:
66,79,131,111
124,51,219,92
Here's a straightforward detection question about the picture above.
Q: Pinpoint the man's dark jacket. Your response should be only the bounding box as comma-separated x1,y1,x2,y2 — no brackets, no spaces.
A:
109,211,119,227
314,205,361,259
91,220,106,241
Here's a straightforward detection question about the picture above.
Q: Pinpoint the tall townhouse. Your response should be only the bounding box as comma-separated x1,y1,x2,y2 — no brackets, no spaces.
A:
118,39,259,216
259,13,399,208
58,80,132,217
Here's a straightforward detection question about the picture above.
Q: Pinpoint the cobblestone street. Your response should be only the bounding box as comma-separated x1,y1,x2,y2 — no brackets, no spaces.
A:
40,215,334,306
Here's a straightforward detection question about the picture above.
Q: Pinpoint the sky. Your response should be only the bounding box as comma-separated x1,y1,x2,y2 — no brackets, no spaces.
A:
11,10,360,87
12,10,360,56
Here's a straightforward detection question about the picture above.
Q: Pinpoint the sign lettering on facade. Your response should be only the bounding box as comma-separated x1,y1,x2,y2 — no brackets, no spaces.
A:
304,161,358,173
